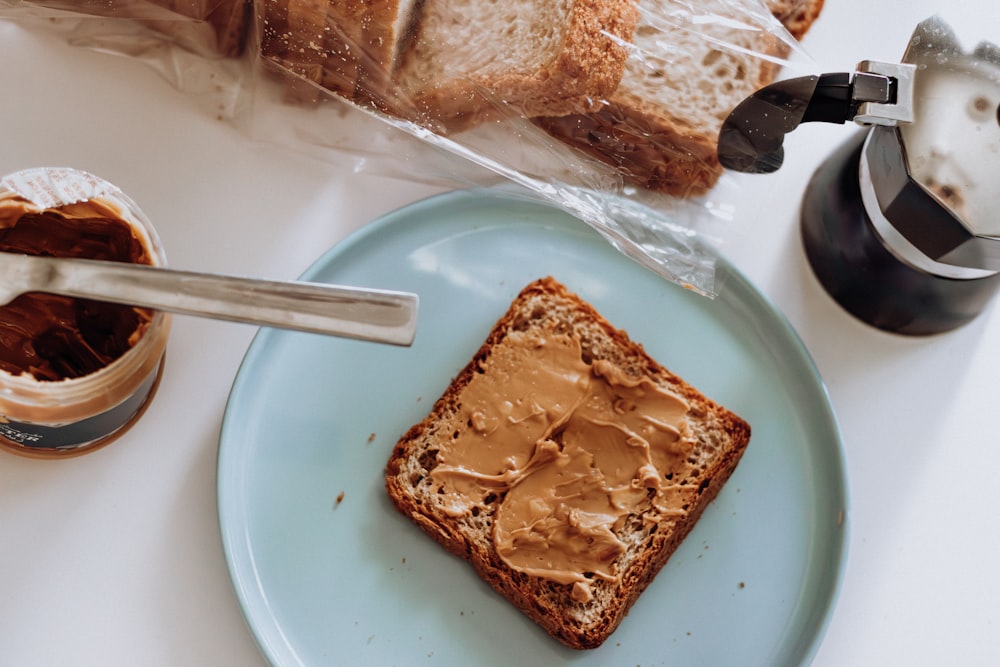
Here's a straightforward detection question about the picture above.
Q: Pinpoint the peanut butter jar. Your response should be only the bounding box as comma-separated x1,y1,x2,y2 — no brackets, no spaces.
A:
0,168,171,458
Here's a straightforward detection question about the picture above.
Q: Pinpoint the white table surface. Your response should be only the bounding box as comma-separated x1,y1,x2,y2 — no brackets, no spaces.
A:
2,3,999,665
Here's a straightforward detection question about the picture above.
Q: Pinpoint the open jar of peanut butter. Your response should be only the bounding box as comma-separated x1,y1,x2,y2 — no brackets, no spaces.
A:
0,168,171,458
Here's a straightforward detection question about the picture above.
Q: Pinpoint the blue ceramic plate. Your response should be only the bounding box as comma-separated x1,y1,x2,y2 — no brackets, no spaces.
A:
218,189,849,666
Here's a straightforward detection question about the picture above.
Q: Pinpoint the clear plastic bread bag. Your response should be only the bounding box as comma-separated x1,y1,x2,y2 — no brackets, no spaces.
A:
0,0,253,117
0,0,814,296
0,0,250,54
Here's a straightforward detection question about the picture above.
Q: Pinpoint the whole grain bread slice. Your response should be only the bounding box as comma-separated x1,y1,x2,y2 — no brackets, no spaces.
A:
391,0,640,129
533,0,824,196
385,277,751,649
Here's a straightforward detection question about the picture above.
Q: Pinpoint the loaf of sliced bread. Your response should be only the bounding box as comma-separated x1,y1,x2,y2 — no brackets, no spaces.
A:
384,277,751,649
262,0,638,117
260,0,822,193
533,0,824,196
392,0,640,128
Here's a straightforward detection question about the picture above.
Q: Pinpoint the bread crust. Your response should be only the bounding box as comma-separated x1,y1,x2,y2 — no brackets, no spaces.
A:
385,277,751,649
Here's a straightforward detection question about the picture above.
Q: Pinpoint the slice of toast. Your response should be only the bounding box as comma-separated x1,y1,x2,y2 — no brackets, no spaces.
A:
385,277,751,649
391,0,640,129
533,0,824,196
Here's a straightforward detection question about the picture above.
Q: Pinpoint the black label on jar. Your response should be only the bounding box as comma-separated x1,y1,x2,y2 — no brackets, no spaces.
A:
0,364,160,451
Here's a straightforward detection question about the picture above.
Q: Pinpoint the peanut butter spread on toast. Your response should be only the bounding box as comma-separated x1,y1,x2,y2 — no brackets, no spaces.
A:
429,328,695,602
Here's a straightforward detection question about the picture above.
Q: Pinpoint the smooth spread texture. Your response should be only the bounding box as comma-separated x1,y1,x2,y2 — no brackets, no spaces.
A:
0,196,153,381
430,329,693,602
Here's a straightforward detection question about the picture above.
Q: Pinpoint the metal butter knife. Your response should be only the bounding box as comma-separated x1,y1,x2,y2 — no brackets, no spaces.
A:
0,252,418,346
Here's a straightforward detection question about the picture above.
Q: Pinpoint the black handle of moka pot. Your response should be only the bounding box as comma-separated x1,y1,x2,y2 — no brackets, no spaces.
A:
717,70,897,174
